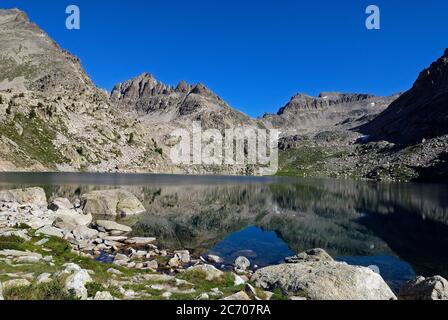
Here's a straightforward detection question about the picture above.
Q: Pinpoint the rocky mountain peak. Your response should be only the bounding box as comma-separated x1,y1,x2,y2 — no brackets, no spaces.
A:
0,8,97,96
359,49,448,146
412,49,448,93
190,83,217,98
110,73,223,107
0,8,29,22
175,80,190,93
277,92,373,115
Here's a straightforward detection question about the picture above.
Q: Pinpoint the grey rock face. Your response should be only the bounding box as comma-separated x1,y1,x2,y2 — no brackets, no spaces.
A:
278,93,374,114
0,9,100,96
251,259,396,300
398,276,448,300
110,73,257,129
359,49,448,146
261,91,395,136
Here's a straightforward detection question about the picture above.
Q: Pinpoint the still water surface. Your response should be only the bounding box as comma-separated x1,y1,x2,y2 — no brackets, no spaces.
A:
1,172,448,291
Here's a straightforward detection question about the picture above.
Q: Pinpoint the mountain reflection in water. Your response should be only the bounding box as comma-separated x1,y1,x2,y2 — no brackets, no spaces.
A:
1,173,447,290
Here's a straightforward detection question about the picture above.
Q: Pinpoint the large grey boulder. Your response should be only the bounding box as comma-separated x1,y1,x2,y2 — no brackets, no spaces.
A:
0,187,47,207
72,226,99,241
234,256,250,271
96,220,132,233
65,269,93,300
398,276,448,300
81,189,145,217
187,264,224,281
36,225,64,238
251,260,396,300
53,209,93,231
48,198,73,211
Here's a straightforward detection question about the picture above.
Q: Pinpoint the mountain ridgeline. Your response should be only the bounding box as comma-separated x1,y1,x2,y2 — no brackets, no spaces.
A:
0,8,447,182
358,49,448,146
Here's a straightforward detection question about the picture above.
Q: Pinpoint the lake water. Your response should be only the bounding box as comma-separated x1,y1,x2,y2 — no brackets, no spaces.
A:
1,172,448,291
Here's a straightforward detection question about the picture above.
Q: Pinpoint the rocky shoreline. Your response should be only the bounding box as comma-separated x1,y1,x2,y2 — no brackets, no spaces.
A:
0,187,447,301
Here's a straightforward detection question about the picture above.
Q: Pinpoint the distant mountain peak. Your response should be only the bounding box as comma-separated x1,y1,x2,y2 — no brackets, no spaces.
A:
277,92,374,115
110,73,221,106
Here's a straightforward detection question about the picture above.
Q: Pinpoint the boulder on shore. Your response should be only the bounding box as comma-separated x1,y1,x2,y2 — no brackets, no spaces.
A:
48,198,73,211
64,266,93,300
251,249,396,300
398,276,448,300
187,264,224,281
53,209,93,230
234,256,250,271
95,220,132,233
0,187,47,207
81,189,145,217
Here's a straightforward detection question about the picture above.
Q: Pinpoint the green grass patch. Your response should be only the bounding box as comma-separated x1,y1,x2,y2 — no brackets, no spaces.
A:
3,278,77,301
0,112,66,168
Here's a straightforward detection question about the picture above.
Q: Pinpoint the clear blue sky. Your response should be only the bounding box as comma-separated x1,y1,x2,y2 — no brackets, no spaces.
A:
2,0,447,117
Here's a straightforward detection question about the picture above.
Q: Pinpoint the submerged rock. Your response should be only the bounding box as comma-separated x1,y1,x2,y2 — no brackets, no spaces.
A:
0,187,47,207
398,276,448,300
207,254,223,264
81,189,145,217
